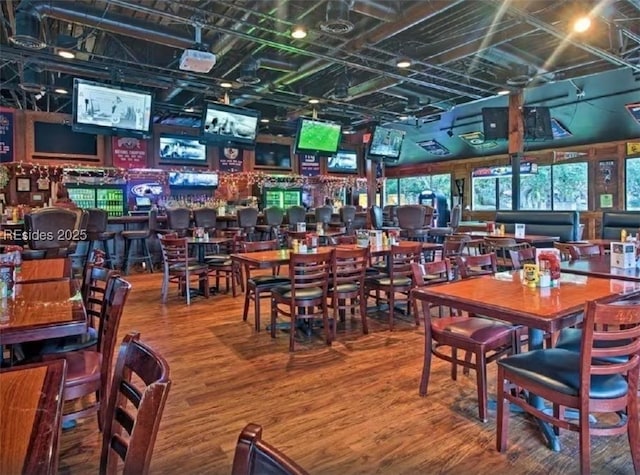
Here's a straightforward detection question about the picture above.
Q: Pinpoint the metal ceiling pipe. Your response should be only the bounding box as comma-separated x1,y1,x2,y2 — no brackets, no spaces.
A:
257,57,298,72
349,0,397,22
18,0,209,51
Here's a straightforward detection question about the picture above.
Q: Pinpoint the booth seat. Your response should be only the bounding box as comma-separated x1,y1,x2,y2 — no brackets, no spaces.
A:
494,211,580,242
601,212,640,240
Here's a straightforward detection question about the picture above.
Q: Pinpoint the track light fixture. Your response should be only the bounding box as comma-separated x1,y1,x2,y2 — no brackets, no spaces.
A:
291,24,307,39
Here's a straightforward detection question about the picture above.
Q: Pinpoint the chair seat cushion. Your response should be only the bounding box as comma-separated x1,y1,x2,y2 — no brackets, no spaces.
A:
169,263,209,273
555,327,630,364
38,328,98,355
121,230,149,239
207,259,232,267
365,276,412,287
498,348,628,399
329,283,359,293
63,350,102,387
432,316,514,344
204,254,230,262
249,275,290,286
429,227,453,236
272,285,323,300
365,267,385,276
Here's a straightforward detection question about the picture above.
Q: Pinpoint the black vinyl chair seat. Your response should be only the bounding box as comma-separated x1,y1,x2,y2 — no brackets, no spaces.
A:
272,285,323,300
169,263,209,272
365,276,412,287
432,316,514,344
207,259,233,267
121,230,149,239
329,283,359,293
204,254,230,261
38,327,98,355
555,327,630,364
498,348,628,399
249,275,290,286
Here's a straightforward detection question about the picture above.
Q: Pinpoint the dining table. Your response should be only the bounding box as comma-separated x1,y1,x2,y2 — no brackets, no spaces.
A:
466,231,560,244
411,270,640,452
0,359,66,475
560,255,640,282
15,258,72,283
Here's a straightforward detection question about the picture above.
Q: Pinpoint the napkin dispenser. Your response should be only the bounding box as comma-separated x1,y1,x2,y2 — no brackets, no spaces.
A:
368,230,383,247
611,242,636,269
296,222,306,232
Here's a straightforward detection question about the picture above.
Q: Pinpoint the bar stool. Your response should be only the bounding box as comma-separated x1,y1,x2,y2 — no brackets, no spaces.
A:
85,208,116,268
121,214,154,275
286,205,306,229
165,207,191,237
255,206,284,241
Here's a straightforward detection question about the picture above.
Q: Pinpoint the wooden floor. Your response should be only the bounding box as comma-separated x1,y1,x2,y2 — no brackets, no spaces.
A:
58,270,637,474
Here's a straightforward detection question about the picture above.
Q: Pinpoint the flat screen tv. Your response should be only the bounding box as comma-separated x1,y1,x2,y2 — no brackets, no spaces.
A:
328,149,358,173
72,78,153,138
201,102,259,147
482,107,509,140
158,134,207,164
254,143,292,169
368,126,405,160
523,106,553,140
168,171,218,187
294,118,342,155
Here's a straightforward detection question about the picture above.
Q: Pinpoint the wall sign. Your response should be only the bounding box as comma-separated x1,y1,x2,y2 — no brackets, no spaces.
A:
627,142,640,156
458,131,498,150
417,139,450,156
299,153,320,176
112,136,148,168
219,147,243,173
0,108,14,163
472,162,538,178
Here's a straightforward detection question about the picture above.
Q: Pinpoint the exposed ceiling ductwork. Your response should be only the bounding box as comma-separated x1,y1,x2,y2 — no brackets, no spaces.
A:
349,0,397,22
320,0,354,34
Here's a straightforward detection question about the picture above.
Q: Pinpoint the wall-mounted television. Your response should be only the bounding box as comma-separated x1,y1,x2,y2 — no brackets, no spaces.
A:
158,134,207,164
72,78,153,138
482,106,554,140
368,126,405,160
168,171,218,187
200,102,259,147
294,118,342,155
328,149,358,173
254,143,292,169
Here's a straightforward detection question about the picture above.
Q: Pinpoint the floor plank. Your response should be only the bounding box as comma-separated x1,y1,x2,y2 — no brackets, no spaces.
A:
57,272,637,474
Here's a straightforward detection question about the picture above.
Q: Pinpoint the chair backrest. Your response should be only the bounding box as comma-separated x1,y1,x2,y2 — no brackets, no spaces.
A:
158,236,189,270
100,333,171,475
396,205,426,230
334,235,356,245
449,205,462,229
237,207,259,228
442,236,467,258
263,207,285,226
332,247,369,288
315,206,333,225
242,239,279,253
411,259,453,286
509,246,537,270
389,243,423,284
287,206,306,225
568,243,604,260
231,423,309,475
553,242,575,261
369,205,383,230
455,253,497,279
82,265,119,328
165,207,191,236
149,208,162,233
24,207,87,253
288,250,332,300
340,206,357,223
193,208,217,230
86,208,108,234
579,300,640,403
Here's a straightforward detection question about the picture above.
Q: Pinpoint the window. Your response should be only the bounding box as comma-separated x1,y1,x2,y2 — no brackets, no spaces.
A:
626,158,640,210
472,162,587,211
384,174,451,207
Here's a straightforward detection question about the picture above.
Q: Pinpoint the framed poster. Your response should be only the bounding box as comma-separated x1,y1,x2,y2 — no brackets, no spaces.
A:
17,177,31,192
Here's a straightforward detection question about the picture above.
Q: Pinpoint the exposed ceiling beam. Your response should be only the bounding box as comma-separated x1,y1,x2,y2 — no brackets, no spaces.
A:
349,0,397,22
628,0,640,12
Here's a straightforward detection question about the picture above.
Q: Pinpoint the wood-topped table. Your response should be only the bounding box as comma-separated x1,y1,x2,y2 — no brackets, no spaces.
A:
560,255,640,282
466,231,560,244
412,271,640,451
0,278,86,345
15,258,71,283
0,359,66,475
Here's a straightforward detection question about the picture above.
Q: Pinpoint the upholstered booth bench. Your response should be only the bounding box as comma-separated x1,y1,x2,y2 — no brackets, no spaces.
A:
601,211,640,239
494,211,581,242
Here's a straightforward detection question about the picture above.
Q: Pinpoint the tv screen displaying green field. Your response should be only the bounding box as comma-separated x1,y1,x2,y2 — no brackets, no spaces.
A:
295,119,342,154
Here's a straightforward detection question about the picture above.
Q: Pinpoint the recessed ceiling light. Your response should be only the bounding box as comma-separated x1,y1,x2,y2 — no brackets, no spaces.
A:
497,89,510,96
57,50,75,59
573,16,591,33
308,98,320,104
396,57,412,69
398,115,409,120
54,87,68,94
184,107,195,113
291,25,307,39
260,118,270,123
220,81,233,88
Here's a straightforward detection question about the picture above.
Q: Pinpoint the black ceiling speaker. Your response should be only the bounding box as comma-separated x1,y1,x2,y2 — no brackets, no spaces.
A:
236,57,260,85
404,96,423,112
19,65,44,93
9,10,46,49
320,0,354,34
506,63,533,88
333,73,350,99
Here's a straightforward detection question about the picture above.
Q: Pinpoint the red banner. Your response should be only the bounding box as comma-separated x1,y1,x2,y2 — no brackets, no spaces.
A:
112,136,148,169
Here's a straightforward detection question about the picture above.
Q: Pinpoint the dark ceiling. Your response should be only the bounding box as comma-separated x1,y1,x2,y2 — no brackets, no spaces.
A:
1,0,639,162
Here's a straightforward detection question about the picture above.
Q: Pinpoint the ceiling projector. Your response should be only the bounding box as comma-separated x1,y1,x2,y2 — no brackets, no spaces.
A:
179,49,216,73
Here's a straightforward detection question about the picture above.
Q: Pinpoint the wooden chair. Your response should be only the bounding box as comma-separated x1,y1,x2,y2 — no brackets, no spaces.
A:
241,240,290,331
483,237,529,270
509,246,537,270
412,259,517,422
270,250,333,352
329,247,370,336
46,276,131,429
365,243,422,331
568,243,605,260
206,231,244,297
553,242,575,261
159,235,209,305
454,253,498,279
496,299,640,474
100,333,171,475
231,423,309,475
